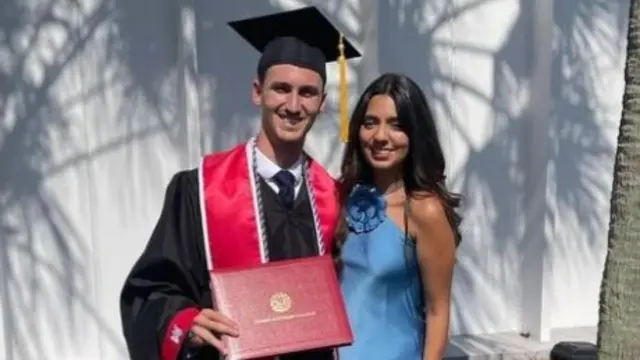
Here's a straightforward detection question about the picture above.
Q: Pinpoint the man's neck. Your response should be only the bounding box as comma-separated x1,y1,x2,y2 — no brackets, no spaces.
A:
255,132,304,169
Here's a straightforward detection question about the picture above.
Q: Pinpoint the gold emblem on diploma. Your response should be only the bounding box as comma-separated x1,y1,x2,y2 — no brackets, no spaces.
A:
269,292,292,313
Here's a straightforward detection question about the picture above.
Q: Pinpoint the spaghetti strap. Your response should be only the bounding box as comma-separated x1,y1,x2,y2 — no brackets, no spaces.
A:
403,198,410,240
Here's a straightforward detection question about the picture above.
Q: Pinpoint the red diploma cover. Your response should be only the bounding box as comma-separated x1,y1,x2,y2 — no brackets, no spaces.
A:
210,255,353,360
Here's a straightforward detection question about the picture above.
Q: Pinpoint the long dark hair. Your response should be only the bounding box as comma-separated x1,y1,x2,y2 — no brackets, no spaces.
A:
333,73,463,270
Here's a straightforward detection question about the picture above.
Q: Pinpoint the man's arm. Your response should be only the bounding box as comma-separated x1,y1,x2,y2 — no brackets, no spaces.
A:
120,170,209,360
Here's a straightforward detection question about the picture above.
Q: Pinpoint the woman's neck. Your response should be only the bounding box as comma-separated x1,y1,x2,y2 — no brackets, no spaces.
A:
373,170,403,196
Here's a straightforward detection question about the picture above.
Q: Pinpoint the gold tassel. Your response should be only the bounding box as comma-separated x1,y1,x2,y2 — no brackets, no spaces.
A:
338,33,349,143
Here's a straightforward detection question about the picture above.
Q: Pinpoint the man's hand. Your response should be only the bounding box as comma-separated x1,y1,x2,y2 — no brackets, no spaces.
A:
189,309,239,355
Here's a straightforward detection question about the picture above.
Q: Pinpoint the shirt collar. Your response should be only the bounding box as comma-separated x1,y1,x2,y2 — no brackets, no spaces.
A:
255,148,303,183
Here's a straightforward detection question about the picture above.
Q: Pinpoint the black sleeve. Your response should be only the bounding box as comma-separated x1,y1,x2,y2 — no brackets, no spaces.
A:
119,169,212,360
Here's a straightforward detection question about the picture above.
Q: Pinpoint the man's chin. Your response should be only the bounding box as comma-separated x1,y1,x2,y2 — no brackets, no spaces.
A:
273,128,306,144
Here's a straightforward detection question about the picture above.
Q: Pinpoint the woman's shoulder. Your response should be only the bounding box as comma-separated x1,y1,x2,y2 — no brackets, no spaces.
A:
407,193,455,253
405,193,453,246
408,193,447,226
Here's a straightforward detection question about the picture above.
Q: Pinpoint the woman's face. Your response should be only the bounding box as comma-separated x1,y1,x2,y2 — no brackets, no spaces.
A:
358,94,410,172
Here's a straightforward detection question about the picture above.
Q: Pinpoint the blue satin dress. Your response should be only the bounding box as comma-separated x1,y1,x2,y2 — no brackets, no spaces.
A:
337,184,425,360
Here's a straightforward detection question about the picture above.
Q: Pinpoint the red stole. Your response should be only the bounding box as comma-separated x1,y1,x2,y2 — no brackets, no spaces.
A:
198,142,339,270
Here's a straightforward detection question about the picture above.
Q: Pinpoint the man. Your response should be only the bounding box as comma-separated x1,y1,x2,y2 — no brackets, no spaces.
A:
119,6,360,360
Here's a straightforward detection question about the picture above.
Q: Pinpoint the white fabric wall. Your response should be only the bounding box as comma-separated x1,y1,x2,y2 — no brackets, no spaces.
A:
0,0,628,359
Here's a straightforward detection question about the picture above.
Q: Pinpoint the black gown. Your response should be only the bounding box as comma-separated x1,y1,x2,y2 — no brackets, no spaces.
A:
120,169,334,360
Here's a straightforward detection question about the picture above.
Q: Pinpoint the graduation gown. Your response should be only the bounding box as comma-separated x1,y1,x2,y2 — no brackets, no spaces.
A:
119,141,340,360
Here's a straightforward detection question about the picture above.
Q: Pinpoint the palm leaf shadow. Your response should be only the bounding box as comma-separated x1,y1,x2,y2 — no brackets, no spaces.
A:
1,0,189,358
379,0,626,351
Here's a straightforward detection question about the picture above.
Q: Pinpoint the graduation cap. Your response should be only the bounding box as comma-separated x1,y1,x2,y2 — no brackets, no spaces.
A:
229,6,362,142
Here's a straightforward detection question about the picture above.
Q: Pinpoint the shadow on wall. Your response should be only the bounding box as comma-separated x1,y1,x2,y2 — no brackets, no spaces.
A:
543,0,626,329
192,0,626,353
193,0,274,152
377,0,626,354
0,0,190,358
1,0,365,358
0,0,627,358
378,0,528,341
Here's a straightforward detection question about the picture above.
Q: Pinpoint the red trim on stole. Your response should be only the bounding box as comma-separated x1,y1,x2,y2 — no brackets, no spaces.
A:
199,144,340,359
306,160,340,251
161,307,199,360
200,143,339,268
201,144,262,268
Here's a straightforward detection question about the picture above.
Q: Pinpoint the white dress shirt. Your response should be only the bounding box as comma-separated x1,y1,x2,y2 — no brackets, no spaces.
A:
255,149,304,198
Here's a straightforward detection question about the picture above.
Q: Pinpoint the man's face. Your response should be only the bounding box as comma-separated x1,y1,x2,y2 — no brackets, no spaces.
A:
252,64,326,145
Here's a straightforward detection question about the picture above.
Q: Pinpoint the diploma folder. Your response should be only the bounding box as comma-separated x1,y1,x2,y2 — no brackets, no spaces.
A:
210,255,353,360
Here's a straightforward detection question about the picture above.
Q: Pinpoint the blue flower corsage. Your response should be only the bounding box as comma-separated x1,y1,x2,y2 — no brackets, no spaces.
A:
346,184,387,234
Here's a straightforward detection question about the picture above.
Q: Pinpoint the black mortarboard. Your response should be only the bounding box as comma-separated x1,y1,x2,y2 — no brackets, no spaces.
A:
228,6,361,83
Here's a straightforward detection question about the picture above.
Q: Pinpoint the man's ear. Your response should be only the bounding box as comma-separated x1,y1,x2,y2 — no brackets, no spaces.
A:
319,92,327,112
252,78,262,106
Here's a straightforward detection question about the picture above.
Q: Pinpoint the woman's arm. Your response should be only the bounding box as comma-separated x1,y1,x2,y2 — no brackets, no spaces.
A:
410,196,456,360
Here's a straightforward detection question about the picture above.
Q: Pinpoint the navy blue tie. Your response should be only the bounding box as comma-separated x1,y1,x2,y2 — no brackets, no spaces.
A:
273,170,295,208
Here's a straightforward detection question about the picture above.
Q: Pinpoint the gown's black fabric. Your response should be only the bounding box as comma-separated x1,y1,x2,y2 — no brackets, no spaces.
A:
259,177,318,261
120,169,333,360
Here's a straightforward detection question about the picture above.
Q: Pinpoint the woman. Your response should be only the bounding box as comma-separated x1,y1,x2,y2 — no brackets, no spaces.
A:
334,73,462,360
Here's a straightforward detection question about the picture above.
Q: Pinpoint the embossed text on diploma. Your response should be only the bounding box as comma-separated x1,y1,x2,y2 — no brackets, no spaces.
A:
254,311,317,325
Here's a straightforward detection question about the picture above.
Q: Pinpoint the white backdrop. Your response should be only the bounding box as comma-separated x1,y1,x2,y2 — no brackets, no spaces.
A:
0,0,629,359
